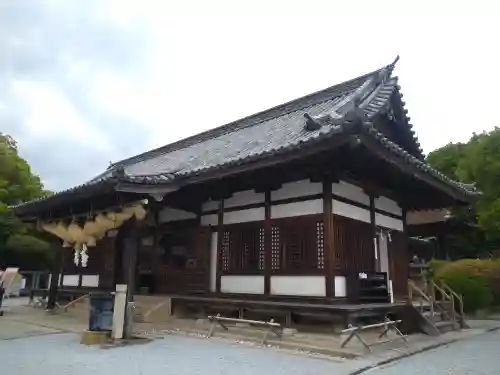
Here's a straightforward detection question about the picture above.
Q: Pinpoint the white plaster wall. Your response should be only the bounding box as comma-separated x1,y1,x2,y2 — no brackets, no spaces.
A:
332,200,371,223
202,200,220,212
375,196,402,216
334,276,347,297
224,207,265,224
158,207,197,223
224,190,265,208
271,179,322,201
62,275,79,287
270,275,326,297
81,275,99,288
375,213,404,231
332,180,370,206
406,209,448,225
201,214,218,226
271,199,323,219
210,232,218,292
220,275,265,294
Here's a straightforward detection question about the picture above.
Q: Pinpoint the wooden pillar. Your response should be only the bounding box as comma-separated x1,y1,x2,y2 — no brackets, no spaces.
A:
77,251,83,288
59,248,65,288
47,242,63,310
369,194,380,272
402,206,410,283
114,233,124,286
323,179,334,297
264,190,271,295
122,219,140,304
215,199,224,293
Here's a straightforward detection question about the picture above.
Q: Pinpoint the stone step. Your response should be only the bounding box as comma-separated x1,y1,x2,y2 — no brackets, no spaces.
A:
434,320,457,333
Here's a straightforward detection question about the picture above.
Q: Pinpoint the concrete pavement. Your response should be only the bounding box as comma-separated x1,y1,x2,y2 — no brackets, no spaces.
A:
1,298,500,375
367,329,500,375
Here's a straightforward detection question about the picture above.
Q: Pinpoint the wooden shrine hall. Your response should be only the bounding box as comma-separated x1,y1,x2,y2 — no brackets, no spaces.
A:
12,57,479,327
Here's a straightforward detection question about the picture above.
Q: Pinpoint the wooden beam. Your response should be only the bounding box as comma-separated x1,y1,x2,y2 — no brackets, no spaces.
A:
359,135,470,203
215,199,224,293
264,190,271,295
59,249,66,288
78,254,83,288
369,194,380,272
115,183,179,195
323,178,334,297
47,242,63,310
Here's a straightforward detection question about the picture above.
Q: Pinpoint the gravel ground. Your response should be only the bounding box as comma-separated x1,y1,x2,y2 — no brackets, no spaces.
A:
0,332,362,375
369,330,500,375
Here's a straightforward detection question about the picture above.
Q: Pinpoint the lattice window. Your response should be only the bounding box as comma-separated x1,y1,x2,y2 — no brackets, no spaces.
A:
271,216,322,272
221,231,230,271
221,223,264,273
259,228,265,271
316,221,325,269
271,225,281,270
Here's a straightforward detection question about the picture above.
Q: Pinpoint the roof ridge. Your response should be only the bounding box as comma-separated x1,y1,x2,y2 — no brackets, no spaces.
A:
110,66,389,169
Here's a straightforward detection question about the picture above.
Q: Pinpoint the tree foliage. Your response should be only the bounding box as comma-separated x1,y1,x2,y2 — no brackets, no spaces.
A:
427,127,500,256
0,133,53,269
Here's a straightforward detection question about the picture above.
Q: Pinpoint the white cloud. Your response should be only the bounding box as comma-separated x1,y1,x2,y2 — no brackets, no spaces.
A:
11,80,111,151
2,0,500,191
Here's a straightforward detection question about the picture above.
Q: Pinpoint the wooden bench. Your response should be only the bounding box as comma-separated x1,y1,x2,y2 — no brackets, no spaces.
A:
207,314,283,345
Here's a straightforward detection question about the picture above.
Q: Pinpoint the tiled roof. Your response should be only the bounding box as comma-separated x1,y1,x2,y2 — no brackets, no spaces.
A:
12,58,480,213
95,62,400,182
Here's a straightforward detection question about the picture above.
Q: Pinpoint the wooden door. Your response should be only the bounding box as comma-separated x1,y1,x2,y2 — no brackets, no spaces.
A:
186,227,212,294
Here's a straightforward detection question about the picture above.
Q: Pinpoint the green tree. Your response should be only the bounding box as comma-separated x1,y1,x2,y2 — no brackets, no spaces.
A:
0,133,53,269
427,127,500,257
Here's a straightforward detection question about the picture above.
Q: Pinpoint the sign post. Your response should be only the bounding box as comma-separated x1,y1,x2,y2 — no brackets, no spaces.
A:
111,284,127,340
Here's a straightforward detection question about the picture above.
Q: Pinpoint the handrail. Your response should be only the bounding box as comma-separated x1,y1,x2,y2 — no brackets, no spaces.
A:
408,280,432,302
408,280,434,319
430,280,452,301
409,277,467,331
61,293,90,312
442,282,466,328
429,280,455,319
431,280,455,323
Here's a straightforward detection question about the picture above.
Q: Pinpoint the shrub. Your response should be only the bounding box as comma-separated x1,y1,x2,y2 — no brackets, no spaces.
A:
439,273,493,313
427,259,450,278
435,259,500,306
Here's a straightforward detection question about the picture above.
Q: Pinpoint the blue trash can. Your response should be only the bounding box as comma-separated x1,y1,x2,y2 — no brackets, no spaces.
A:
88,292,114,332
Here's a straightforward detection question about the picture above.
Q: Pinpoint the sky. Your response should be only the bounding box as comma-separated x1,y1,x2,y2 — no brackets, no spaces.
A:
1,0,499,192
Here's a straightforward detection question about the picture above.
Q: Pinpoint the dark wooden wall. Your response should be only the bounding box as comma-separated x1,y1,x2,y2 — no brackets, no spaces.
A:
389,230,409,298
332,215,375,275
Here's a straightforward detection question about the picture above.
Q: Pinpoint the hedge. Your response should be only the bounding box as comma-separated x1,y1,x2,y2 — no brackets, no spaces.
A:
434,258,500,312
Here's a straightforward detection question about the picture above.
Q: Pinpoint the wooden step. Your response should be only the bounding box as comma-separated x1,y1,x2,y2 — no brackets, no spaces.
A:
434,320,457,333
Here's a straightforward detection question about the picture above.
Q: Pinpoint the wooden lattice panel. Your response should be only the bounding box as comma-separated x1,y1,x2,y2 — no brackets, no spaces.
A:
271,225,281,270
259,227,265,271
316,221,325,269
221,231,230,271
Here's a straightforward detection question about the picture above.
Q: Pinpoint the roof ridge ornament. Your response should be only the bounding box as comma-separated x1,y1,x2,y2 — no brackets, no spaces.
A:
303,113,322,131
111,167,126,179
